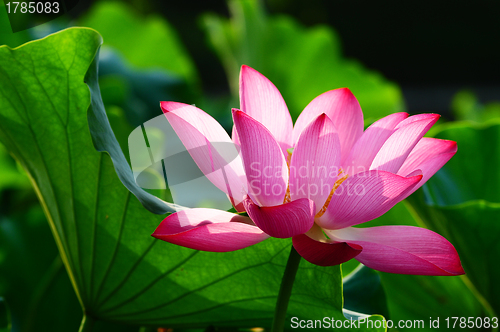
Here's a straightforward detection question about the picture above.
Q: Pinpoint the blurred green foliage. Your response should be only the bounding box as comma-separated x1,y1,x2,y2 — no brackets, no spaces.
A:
79,3,201,129
203,0,404,124
0,0,499,331
452,90,500,123
80,2,198,86
0,145,30,192
408,121,500,319
343,266,389,319
0,297,10,332
0,203,82,332
0,4,30,47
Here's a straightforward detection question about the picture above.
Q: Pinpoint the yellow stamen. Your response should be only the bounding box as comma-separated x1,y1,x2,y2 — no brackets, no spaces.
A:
283,148,293,203
286,148,294,165
315,170,348,218
283,186,291,203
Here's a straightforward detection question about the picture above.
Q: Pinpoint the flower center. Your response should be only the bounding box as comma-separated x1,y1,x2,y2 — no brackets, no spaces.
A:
283,148,348,215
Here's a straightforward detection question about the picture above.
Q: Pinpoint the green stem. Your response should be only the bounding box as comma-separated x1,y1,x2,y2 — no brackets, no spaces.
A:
271,246,302,332
78,314,96,332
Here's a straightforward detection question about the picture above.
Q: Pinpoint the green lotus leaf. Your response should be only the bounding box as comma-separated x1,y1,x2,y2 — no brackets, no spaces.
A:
0,27,384,330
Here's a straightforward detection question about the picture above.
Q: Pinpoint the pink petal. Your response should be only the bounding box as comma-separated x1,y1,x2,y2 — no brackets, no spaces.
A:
243,196,315,238
292,224,362,266
293,235,362,266
316,170,422,230
398,138,457,199
289,114,341,213
342,112,409,175
161,102,247,208
292,88,364,163
152,208,269,252
237,65,293,156
370,114,440,173
328,226,465,276
395,113,437,128
233,110,289,206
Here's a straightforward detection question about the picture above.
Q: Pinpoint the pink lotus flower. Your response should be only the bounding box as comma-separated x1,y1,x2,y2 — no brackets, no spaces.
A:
152,65,464,276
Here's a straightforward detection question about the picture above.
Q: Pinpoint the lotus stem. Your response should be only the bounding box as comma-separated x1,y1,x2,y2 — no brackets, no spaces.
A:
271,246,302,332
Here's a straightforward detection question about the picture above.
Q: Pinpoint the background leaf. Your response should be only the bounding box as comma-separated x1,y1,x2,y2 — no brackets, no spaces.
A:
0,4,30,48
0,28,385,330
80,2,198,87
406,121,500,319
343,266,389,320
96,49,194,127
0,203,81,332
0,144,30,192
451,90,500,123
0,297,10,332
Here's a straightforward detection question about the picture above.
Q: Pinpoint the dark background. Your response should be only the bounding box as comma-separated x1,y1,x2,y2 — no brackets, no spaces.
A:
72,0,500,114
